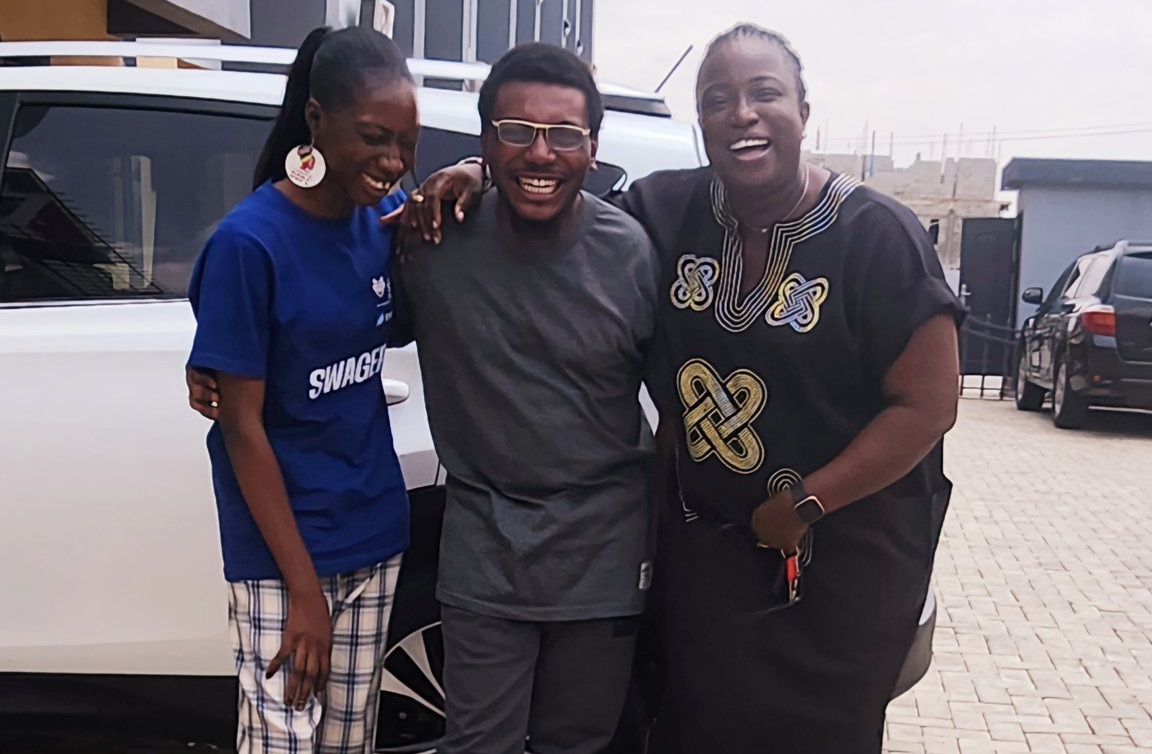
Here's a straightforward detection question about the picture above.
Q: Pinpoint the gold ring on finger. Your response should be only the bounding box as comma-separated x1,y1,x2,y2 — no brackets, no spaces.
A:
411,192,425,204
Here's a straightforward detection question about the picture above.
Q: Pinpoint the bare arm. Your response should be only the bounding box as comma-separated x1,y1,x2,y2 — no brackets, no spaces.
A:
216,372,331,708
805,313,959,512
752,313,959,550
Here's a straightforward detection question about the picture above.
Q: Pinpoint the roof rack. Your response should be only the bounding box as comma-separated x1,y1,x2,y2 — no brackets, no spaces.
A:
0,40,671,118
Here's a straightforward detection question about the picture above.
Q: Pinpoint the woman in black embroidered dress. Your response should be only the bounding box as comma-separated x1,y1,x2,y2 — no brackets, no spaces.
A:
404,24,964,754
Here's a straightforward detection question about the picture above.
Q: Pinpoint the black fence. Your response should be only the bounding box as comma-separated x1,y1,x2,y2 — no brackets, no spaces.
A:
959,315,1020,400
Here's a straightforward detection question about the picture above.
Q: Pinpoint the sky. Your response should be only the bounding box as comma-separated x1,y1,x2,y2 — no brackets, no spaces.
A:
593,0,1152,170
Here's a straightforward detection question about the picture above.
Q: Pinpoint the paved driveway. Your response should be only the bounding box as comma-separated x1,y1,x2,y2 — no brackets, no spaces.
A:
885,399,1152,754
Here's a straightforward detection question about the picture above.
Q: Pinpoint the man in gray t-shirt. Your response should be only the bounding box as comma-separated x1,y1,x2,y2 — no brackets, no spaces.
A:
390,45,659,754
396,188,657,620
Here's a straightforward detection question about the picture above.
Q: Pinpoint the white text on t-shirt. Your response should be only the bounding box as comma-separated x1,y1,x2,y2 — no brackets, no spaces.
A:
307,345,387,400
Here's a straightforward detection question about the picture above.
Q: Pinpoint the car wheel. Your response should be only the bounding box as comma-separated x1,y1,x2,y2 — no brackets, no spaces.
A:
376,622,445,753
375,486,447,753
1014,350,1045,411
1052,361,1089,429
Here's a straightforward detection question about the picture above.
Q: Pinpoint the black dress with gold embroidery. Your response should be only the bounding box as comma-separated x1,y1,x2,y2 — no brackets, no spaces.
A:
618,168,963,753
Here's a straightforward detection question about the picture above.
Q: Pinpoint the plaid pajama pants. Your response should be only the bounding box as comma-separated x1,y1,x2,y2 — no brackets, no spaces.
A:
228,555,402,754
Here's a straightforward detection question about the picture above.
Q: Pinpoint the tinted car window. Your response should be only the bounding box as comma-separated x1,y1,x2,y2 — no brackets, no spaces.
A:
1068,254,1111,299
415,127,481,183
0,104,270,303
1114,252,1152,298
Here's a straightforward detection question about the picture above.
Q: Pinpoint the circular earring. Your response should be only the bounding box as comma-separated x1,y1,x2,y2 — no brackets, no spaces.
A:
285,142,327,188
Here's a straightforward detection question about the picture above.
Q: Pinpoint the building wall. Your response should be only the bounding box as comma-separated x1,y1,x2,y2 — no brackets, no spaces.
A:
411,0,593,62
0,0,250,42
806,153,1002,269
574,0,592,59
476,0,513,62
129,0,251,38
0,0,114,41
249,0,325,47
420,0,462,60
513,0,535,49
2,0,592,66
1016,185,1152,326
387,0,415,54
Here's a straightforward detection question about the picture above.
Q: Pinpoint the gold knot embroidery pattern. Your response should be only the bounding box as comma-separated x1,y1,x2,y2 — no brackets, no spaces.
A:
670,255,720,312
678,359,767,474
765,273,830,333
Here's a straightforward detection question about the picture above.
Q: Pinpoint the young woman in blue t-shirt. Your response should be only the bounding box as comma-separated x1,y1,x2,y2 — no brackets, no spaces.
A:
186,25,418,753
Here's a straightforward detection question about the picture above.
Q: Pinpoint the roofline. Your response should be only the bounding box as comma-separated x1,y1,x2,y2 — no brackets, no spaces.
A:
1002,157,1152,191
0,40,671,117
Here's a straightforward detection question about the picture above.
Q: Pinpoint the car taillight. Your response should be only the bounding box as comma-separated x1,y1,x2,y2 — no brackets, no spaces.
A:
1081,306,1116,337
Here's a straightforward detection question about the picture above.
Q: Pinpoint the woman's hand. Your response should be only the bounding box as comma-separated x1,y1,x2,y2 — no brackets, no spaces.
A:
750,490,807,554
186,367,221,420
381,163,486,246
267,588,332,710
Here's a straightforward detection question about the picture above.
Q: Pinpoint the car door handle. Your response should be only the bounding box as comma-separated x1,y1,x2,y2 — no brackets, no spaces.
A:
383,379,410,406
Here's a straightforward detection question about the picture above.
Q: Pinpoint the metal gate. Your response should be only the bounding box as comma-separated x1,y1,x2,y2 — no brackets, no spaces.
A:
958,217,1020,398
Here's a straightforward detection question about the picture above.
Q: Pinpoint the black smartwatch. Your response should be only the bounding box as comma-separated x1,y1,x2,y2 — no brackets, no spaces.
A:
790,480,825,525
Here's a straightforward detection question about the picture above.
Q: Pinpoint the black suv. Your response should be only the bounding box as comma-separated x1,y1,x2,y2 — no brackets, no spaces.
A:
1016,240,1152,428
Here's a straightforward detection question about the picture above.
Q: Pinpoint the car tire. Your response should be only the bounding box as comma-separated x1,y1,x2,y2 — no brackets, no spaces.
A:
1014,350,1045,411
375,486,447,753
1052,361,1089,429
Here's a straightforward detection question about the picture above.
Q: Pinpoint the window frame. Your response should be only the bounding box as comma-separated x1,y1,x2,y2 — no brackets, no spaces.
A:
0,90,278,310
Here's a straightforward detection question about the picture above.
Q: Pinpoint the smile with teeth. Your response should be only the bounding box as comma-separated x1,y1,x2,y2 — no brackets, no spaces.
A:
730,138,771,153
363,174,391,192
518,177,560,195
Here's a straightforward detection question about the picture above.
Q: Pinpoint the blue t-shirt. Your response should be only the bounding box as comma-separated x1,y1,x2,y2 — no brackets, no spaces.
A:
188,182,409,582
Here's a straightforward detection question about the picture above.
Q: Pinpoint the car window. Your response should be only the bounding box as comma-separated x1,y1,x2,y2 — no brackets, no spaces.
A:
414,127,481,183
0,103,271,304
1114,252,1152,298
1040,262,1078,310
1066,254,1111,298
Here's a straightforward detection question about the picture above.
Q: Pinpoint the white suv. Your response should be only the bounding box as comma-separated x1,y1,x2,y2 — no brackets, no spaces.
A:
0,40,932,751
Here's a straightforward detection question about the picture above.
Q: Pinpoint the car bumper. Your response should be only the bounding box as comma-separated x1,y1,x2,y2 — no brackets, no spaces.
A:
892,588,937,699
1068,338,1152,409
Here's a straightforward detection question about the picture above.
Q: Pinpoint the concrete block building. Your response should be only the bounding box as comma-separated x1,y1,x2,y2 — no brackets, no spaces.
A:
0,0,593,64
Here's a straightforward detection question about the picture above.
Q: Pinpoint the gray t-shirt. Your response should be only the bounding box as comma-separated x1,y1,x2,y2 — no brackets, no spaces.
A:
392,190,659,621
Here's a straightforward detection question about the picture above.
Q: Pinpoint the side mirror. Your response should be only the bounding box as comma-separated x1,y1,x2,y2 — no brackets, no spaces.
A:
1021,287,1044,305
582,161,628,198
